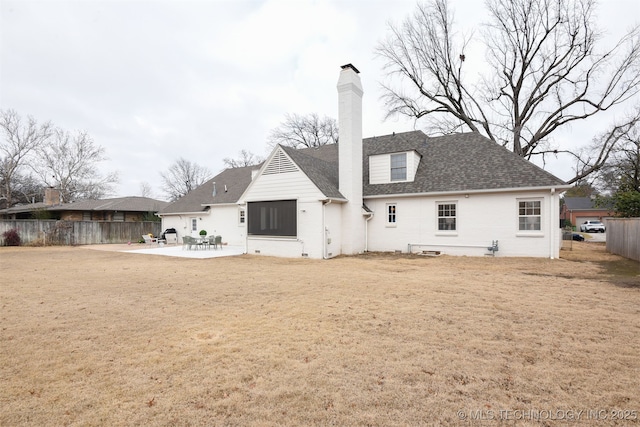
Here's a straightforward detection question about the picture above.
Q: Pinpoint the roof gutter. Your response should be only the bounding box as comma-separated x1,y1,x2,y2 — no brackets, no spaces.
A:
363,184,572,200
201,202,238,207
320,197,348,203
157,210,209,217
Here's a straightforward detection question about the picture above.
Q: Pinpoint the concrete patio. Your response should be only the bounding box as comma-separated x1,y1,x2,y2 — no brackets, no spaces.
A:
85,243,245,259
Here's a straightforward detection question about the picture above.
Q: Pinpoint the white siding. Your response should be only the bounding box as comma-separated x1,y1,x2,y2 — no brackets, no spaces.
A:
369,151,420,184
161,205,247,247
242,159,329,258
246,200,326,258
369,154,390,184
364,190,561,258
409,151,420,180
241,169,325,203
324,202,342,258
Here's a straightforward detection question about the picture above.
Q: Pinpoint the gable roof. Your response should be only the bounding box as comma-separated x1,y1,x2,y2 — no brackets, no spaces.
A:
159,165,258,214
280,145,344,199
281,130,567,199
163,130,568,214
48,196,169,212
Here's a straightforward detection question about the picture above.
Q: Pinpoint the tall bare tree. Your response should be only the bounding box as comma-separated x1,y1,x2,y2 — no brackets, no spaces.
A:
0,109,53,206
34,129,118,202
268,113,338,149
160,157,212,201
376,0,640,183
223,149,263,169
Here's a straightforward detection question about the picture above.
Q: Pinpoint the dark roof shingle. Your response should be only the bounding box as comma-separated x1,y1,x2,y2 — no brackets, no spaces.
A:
162,130,567,212
363,131,566,196
159,165,259,214
48,197,168,212
285,130,566,198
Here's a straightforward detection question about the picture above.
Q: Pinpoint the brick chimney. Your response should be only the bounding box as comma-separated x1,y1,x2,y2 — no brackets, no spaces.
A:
44,187,61,206
337,63,365,255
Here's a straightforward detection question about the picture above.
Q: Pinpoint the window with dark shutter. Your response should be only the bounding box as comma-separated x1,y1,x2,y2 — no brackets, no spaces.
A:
248,200,297,237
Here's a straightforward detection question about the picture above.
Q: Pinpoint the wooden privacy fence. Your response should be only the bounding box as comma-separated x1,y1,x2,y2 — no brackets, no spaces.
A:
606,218,640,262
0,220,163,246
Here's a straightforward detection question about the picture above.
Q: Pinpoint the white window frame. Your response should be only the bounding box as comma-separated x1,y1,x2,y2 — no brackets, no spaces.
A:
436,201,457,234
386,203,397,227
517,199,543,234
239,208,245,225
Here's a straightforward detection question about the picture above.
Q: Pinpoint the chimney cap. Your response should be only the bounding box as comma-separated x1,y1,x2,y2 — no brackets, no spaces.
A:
340,63,360,74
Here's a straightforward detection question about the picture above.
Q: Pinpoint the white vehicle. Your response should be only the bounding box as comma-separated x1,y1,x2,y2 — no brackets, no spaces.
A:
580,220,606,233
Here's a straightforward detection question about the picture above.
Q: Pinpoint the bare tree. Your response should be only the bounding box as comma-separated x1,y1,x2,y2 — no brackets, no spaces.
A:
223,149,263,169
160,158,212,201
597,114,640,192
139,181,154,198
570,111,640,184
267,113,338,149
0,109,53,206
376,0,640,183
34,128,118,202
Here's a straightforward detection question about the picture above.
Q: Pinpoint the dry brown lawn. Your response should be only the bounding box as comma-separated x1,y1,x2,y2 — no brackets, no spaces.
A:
1,242,639,426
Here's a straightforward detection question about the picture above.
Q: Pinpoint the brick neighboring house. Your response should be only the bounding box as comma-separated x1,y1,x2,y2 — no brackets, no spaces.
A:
561,197,614,228
0,188,168,221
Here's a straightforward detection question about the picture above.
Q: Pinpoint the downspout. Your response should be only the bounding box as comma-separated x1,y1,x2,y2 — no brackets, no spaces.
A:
364,211,374,252
550,188,555,259
322,199,332,259
239,204,248,255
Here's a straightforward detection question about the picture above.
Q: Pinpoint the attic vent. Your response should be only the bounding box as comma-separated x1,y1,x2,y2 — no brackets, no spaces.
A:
263,149,298,175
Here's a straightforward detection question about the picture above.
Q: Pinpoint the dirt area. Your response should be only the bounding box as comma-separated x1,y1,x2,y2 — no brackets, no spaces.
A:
1,242,639,426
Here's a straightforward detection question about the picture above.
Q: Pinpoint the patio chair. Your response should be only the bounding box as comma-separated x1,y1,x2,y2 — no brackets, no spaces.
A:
182,236,193,250
214,235,222,250
191,236,204,250
208,235,216,249
201,236,210,250
165,233,178,245
143,234,157,245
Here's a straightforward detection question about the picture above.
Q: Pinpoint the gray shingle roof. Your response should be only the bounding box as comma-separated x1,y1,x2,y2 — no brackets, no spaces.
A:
159,165,259,214
285,130,566,198
1,202,50,214
162,130,567,213
48,197,168,212
563,197,603,210
363,131,567,196
281,145,344,199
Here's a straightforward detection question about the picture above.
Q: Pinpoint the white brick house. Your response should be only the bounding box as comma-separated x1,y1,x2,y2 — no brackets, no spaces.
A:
160,64,570,259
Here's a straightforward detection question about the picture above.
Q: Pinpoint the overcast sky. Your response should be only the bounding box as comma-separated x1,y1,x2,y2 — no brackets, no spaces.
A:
1,0,639,200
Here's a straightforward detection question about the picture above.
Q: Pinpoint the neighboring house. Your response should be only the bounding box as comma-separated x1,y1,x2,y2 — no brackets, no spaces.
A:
0,188,168,221
0,187,64,219
561,197,614,228
162,64,570,258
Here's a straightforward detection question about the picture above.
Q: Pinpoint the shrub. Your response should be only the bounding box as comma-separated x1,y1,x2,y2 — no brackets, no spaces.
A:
2,228,21,246
199,229,207,236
